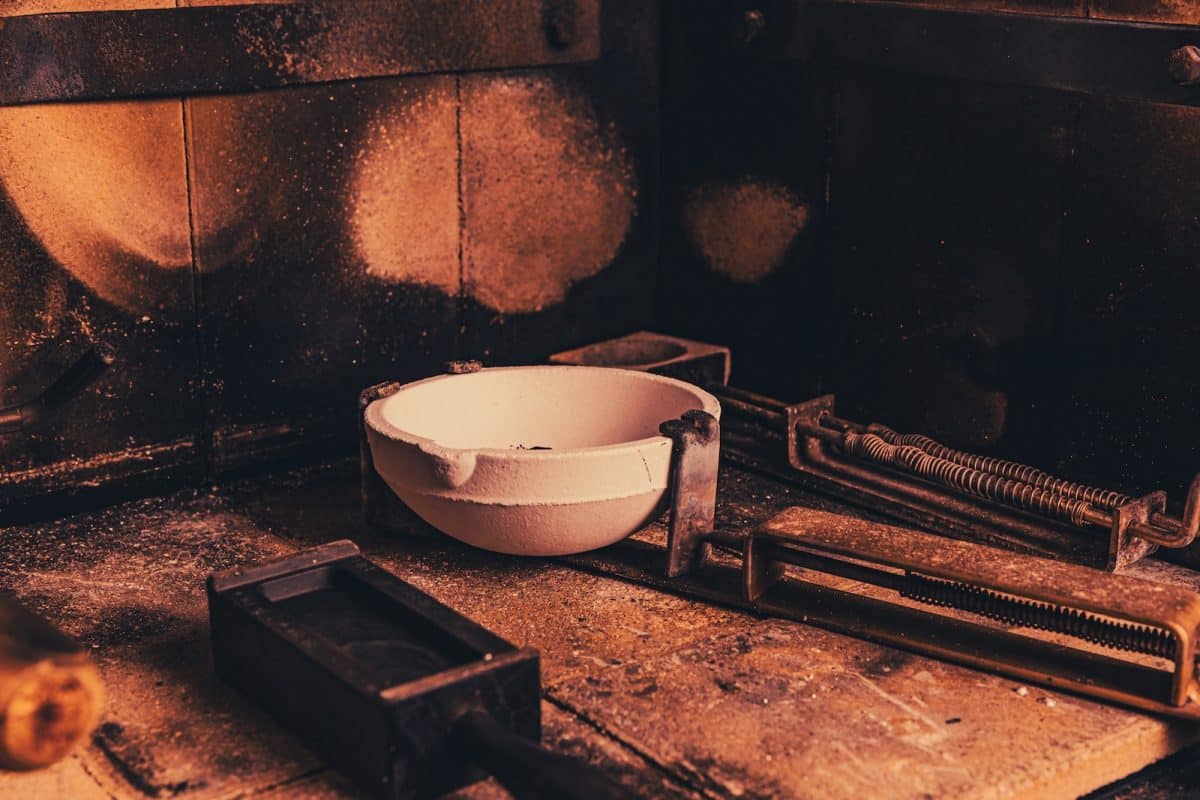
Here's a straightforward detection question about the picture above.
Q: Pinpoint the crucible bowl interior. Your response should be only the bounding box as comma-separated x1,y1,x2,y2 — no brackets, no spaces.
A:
377,367,710,451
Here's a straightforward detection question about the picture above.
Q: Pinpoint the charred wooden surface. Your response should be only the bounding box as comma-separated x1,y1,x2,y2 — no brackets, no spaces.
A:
0,459,1197,798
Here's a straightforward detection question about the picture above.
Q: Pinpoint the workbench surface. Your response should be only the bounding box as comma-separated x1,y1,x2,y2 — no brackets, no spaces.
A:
1,460,1198,799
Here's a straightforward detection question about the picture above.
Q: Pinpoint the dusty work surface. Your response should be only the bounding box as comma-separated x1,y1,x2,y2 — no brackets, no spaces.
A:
1,460,1199,800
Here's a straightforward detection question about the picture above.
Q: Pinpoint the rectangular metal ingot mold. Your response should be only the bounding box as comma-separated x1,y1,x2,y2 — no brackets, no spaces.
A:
207,540,541,799
743,508,1200,718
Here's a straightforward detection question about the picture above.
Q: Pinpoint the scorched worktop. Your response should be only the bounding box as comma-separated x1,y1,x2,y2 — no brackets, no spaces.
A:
0,459,1197,799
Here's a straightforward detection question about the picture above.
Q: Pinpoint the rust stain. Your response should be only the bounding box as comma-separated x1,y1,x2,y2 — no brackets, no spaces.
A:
461,74,636,314
0,97,190,315
348,79,460,295
350,73,637,314
682,177,808,284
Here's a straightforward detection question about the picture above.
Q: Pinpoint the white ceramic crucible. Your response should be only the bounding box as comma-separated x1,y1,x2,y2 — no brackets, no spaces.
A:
364,365,721,555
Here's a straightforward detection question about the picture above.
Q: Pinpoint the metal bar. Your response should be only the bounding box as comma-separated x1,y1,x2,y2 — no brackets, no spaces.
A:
0,0,599,106
708,394,784,432
746,0,1200,107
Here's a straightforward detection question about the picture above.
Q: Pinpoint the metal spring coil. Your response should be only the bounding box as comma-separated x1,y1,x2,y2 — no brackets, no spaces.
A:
868,425,1132,510
843,432,1090,526
903,573,1179,660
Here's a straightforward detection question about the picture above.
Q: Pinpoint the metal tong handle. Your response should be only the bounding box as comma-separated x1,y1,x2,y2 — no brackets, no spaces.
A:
0,345,114,434
452,710,635,800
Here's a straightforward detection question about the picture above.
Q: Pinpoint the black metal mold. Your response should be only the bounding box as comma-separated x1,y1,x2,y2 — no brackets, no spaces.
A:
207,540,541,799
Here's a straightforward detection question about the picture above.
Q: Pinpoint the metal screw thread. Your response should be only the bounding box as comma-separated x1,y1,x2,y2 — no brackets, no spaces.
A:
865,425,1132,510
902,573,1178,659
843,432,1090,525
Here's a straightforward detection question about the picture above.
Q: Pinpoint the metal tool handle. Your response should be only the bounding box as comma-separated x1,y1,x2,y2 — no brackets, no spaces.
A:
452,710,635,800
0,345,114,434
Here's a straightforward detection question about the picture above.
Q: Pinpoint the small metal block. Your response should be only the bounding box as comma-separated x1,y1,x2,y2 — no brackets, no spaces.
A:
743,534,786,602
1168,45,1200,85
1108,491,1165,571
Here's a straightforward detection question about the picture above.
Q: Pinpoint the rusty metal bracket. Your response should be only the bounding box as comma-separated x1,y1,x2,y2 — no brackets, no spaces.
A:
740,0,1200,108
0,0,600,106
660,410,721,578
1109,492,1166,572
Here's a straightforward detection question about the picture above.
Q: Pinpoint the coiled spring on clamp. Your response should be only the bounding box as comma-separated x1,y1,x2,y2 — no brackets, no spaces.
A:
868,425,1133,511
903,573,1179,660
842,431,1092,526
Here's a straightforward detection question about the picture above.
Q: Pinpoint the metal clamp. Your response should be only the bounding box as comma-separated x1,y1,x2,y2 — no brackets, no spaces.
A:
578,498,1200,719
742,507,1200,718
714,388,1200,571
